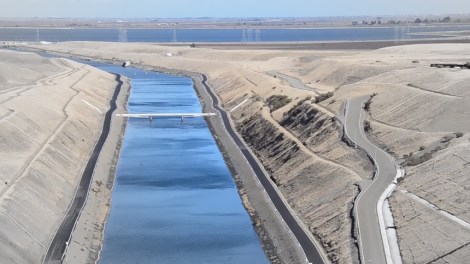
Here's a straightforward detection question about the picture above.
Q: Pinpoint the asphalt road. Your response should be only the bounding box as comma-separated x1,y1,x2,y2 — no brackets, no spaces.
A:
43,75,123,264
344,96,398,264
201,75,325,264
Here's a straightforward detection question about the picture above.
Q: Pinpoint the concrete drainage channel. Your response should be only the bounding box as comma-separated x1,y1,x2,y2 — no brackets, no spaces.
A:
377,167,404,264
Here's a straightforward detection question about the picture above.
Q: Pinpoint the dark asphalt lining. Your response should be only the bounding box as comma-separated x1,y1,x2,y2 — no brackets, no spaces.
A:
43,74,123,263
200,74,325,264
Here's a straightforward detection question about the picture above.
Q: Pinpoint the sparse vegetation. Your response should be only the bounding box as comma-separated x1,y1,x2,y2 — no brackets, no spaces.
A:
266,95,291,112
441,134,454,143
405,152,432,166
253,95,262,102
404,141,451,166
363,93,376,111
434,145,443,152
364,100,371,110
314,91,334,103
364,120,371,132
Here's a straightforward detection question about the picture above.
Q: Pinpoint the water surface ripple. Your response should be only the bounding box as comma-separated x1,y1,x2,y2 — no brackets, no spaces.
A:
95,65,268,264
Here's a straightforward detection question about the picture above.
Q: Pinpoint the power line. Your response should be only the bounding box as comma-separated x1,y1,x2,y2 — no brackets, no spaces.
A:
255,29,261,42
118,28,128,42
36,28,40,42
172,29,177,42
241,29,247,42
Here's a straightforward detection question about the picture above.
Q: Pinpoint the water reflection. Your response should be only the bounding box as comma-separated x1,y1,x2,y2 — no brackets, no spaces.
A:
96,66,268,264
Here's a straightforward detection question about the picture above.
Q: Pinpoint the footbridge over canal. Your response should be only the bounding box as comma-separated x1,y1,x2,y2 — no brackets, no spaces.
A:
117,113,217,121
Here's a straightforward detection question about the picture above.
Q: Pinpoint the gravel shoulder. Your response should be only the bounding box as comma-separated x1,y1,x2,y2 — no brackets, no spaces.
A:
60,77,130,264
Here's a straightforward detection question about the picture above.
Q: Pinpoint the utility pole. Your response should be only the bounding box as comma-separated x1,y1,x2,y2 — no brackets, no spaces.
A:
118,28,128,42
172,28,177,42
36,28,40,42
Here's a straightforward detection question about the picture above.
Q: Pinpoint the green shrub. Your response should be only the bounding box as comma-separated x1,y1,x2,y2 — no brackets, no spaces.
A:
364,100,371,110
364,120,371,132
266,95,292,112
314,92,334,103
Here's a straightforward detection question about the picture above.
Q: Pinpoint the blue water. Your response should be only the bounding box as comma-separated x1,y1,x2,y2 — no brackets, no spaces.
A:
91,65,268,264
2,25,470,42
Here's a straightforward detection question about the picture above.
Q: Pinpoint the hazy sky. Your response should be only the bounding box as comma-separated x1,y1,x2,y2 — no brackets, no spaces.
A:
1,0,470,18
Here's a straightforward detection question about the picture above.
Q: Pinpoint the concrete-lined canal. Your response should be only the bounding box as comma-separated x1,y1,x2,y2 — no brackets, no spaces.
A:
89,64,268,264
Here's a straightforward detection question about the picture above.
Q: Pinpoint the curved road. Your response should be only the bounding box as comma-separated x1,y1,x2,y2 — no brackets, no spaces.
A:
43,75,123,263
344,96,398,264
201,75,325,264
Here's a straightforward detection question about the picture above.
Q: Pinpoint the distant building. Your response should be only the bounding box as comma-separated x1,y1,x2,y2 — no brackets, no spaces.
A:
442,16,451,23
122,61,131,67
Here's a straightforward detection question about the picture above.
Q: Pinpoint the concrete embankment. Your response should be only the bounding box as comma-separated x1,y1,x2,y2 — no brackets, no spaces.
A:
49,70,131,263
0,50,124,263
181,71,309,264
43,74,127,263
237,100,372,264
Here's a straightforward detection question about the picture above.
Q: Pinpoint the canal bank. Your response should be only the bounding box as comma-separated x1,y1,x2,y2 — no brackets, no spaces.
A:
54,72,131,264
32,49,310,264
97,67,269,264
181,72,308,264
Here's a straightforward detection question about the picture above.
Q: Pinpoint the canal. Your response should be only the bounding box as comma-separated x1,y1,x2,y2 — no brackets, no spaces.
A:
89,63,268,264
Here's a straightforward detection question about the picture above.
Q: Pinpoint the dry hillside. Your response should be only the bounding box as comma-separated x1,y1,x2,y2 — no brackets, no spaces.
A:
33,42,470,263
0,50,118,263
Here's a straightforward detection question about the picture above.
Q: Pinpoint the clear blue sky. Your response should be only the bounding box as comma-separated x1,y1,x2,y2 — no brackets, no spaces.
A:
1,0,469,18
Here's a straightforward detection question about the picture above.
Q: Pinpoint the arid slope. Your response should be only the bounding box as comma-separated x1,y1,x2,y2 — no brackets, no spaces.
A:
0,50,118,263
32,42,470,263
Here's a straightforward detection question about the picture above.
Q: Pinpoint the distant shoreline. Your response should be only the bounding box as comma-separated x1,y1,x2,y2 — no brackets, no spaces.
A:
10,37,470,53
165,38,470,50
2,25,470,45
0,16,470,29
2,24,470,29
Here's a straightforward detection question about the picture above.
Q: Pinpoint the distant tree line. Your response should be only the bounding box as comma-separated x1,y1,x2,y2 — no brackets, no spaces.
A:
352,16,453,26
414,16,451,24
